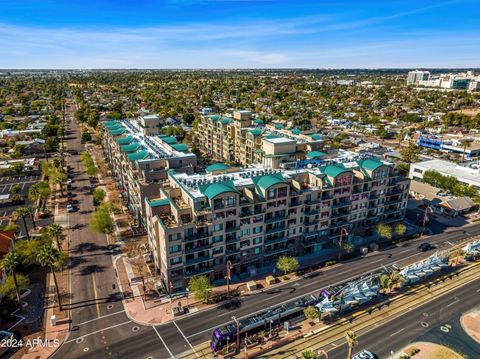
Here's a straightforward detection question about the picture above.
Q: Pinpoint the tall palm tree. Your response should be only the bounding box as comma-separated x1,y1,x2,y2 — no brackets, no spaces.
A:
47,223,64,251
461,140,471,162
25,205,37,230
13,207,30,240
345,330,358,359
9,184,22,203
51,171,67,196
28,183,41,204
0,251,23,308
37,245,63,311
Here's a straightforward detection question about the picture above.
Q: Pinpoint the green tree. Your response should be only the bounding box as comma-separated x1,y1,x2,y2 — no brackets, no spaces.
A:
379,274,392,293
394,223,407,237
14,207,32,239
81,131,92,142
10,184,22,203
460,140,471,162
303,305,321,322
90,206,114,234
183,113,195,125
395,163,410,177
301,350,318,359
10,162,24,174
345,330,359,359
92,188,106,203
389,271,404,291
0,274,29,303
51,171,67,196
376,223,393,242
276,255,299,276
47,223,64,251
188,275,213,303
400,142,420,163
0,251,24,308
37,244,65,311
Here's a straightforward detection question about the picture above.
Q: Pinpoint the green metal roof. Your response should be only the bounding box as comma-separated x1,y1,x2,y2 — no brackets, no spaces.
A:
199,180,239,199
253,172,286,190
220,117,232,125
310,134,323,141
291,128,302,135
323,163,350,178
274,124,285,130
171,143,189,152
115,135,134,145
359,158,385,172
254,119,264,125
161,137,177,144
250,129,262,136
127,150,150,161
109,128,126,136
149,198,170,207
307,151,327,159
206,163,230,173
265,134,279,139
209,115,220,121
120,142,140,153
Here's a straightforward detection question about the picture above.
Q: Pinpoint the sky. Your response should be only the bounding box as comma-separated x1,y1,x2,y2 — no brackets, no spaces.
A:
0,0,479,69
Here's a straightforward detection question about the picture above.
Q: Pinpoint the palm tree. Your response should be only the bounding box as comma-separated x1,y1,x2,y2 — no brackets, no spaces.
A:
37,245,63,311
0,251,23,308
25,205,37,230
389,271,404,291
13,207,30,239
461,140,471,162
51,171,67,196
28,183,41,204
345,330,358,359
47,223,64,251
9,184,22,203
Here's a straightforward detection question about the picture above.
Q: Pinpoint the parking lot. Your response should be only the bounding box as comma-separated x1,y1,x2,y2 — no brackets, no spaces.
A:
0,171,52,237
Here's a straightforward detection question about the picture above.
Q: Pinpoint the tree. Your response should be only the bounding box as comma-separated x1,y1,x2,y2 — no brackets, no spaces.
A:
0,274,29,303
183,113,195,125
37,244,64,311
276,256,299,276
0,251,24,308
375,223,393,242
92,188,106,203
13,207,31,239
400,142,420,164
389,271,404,291
394,223,407,238
345,330,359,359
188,275,213,303
379,274,392,293
10,184,22,203
90,206,114,234
343,242,355,255
10,162,24,174
81,131,92,143
51,171,67,196
47,223,64,251
303,306,321,322
395,163,410,177
460,140,471,162
302,350,318,359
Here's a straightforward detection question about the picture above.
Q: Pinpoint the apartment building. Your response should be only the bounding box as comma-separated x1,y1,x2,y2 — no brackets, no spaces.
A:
145,153,409,291
103,119,197,228
195,110,324,168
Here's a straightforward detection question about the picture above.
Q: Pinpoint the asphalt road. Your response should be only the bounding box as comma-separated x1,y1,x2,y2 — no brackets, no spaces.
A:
51,95,480,359
326,275,480,359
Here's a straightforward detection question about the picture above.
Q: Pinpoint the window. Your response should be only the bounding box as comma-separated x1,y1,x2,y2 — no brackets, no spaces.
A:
413,168,423,174
240,240,250,248
212,235,223,243
169,245,182,254
170,257,182,265
252,237,262,245
225,196,236,208
253,226,262,234
277,187,287,198
212,247,223,255
213,224,223,232
254,247,261,255
268,188,276,199
240,229,250,236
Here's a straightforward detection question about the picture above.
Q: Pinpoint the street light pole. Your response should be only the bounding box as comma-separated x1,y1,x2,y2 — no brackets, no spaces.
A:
225,260,233,298
420,206,433,238
337,228,349,263
186,287,189,308
232,316,240,352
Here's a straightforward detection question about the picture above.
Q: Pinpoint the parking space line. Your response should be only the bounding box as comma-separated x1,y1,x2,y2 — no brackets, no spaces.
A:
173,321,199,358
153,326,175,359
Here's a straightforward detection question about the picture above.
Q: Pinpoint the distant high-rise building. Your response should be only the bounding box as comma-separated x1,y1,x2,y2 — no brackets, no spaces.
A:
407,70,431,85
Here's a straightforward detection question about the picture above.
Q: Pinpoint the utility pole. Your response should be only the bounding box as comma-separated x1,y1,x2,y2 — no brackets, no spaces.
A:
420,207,433,238
337,228,348,263
232,315,240,352
225,260,233,297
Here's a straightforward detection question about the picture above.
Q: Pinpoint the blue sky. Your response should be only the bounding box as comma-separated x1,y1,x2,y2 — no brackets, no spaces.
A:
0,0,479,68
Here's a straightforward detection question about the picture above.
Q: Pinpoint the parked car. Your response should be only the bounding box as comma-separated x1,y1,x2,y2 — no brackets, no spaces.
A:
352,350,377,359
418,242,433,252
66,204,74,212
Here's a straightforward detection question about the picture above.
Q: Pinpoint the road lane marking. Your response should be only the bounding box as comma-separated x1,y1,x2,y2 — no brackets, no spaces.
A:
390,327,406,337
75,309,126,327
153,326,175,359
91,273,101,318
65,320,131,343
446,299,460,307
174,321,199,358
262,293,283,301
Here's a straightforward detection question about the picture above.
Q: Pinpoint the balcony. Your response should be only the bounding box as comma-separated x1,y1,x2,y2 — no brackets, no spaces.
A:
265,226,286,235
264,236,288,245
185,256,211,266
264,247,288,256
184,232,210,242
185,242,210,254
332,201,350,209
331,211,349,219
240,210,253,218
265,215,287,224
184,267,213,278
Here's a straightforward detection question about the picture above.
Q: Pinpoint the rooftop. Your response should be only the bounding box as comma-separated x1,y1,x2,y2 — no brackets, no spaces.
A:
413,159,480,186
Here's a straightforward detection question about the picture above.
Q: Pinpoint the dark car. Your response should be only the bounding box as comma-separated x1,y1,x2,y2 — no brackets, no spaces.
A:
418,242,433,251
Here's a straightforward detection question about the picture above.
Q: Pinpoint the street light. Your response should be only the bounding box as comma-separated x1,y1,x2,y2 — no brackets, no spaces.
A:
337,228,349,263
225,260,233,298
186,287,189,308
232,315,240,351
420,206,433,238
